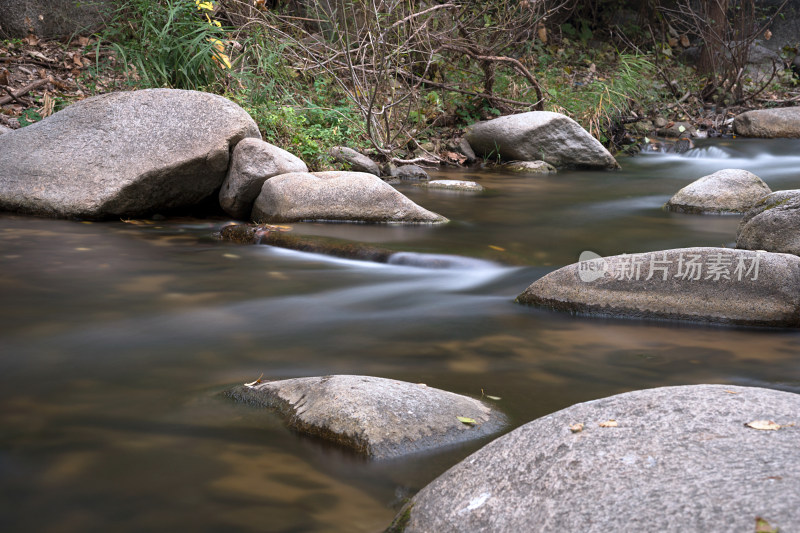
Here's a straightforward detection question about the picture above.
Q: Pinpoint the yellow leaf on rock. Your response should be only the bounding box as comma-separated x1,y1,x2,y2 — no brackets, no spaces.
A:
457,416,477,426
746,420,781,431
569,423,584,433
599,420,618,428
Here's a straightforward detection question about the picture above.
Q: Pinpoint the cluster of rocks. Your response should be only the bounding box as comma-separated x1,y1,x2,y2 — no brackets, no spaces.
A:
227,375,800,532
0,89,625,223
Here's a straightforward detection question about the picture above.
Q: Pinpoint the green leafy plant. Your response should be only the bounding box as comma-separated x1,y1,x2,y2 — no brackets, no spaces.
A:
102,0,231,91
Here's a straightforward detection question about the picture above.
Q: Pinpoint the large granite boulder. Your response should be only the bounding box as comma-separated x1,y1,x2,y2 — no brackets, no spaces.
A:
389,384,800,532
465,111,619,169
665,169,771,214
0,89,260,219
329,146,381,176
219,138,307,219
737,190,800,256
251,171,447,224
0,0,113,39
515,247,800,327
734,107,800,138
227,375,506,459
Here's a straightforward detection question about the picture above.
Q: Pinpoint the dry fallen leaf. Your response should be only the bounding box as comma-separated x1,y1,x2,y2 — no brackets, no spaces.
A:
488,245,506,252
745,420,781,431
764,29,772,41
599,420,618,428
724,390,740,394
755,516,778,533
679,35,690,48
569,423,584,433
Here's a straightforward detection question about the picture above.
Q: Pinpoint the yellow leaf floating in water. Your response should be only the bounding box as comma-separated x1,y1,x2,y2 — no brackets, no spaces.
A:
457,416,477,426
745,420,781,431
488,245,505,252
599,420,618,428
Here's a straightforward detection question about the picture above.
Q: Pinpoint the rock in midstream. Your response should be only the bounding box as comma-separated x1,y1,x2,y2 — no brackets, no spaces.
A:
227,375,506,459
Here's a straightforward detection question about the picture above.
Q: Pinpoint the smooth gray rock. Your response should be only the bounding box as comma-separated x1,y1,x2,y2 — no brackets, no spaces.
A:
0,125,12,136
0,0,112,39
734,107,800,138
503,160,557,174
0,89,260,219
390,164,429,181
390,384,800,533
228,375,505,459
329,146,381,176
737,190,800,256
665,169,771,214
251,171,447,224
515,247,800,327
465,111,619,169
417,180,484,192
219,138,307,219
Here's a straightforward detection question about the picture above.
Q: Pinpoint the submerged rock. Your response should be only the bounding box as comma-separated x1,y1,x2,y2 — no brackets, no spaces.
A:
465,111,619,169
515,247,800,327
503,160,557,174
389,384,800,532
734,107,800,138
219,138,307,219
330,146,381,176
665,169,771,214
417,180,484,192
737,190,800,256
0,89,260,219
228,375,506,459
251,171,447,224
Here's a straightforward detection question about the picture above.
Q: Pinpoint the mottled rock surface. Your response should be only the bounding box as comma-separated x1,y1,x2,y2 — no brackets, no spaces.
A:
251,171,447,224
0,0,112,39
228,375,506,459
330,146,381,176
390,384,800,533
516,247,800,327
665,169,771,214
737,190,800,256
417,180,484,192
389,164,429,181
503,160,557,174
734,107,800,138
465,111,619,169
219,138,307,219
0,89,260,219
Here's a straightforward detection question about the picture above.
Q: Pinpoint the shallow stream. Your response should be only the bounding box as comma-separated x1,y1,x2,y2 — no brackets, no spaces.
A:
2,139,799,532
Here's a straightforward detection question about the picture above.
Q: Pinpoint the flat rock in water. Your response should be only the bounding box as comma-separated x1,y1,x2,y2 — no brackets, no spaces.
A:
390,384,800,532
251,171,447,224
228,375,506,459
418,180,484,192
515,247,800,327
329,146,381,176
465,111,619,169
737,190,800,256
503,160,557,174
219,138,307,219
0,89,260,219
734,107,800,138
665,169,771,214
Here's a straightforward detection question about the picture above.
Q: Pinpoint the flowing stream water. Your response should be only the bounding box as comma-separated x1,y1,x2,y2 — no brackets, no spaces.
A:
1,138,799,532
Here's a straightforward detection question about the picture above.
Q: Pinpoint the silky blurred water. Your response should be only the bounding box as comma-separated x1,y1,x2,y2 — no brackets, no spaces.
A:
1,138,799,532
